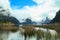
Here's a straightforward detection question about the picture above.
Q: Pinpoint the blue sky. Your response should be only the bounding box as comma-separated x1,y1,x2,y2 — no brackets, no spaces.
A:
0,0,60,22
9,0,60,22
10,0,37,9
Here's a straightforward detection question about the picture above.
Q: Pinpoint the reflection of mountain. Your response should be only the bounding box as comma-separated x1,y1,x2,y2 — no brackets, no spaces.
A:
0,15,20,26
51,10,60,23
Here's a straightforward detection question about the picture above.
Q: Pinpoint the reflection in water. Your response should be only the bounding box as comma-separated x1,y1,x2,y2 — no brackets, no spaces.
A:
0,27,58,40
0,31,9,40
8,31,24,40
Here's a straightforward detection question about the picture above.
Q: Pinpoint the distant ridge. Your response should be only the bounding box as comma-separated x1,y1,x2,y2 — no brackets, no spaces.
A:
0,15,20,26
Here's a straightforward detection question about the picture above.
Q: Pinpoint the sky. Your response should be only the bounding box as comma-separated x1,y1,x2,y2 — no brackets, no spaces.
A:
0,0,60,22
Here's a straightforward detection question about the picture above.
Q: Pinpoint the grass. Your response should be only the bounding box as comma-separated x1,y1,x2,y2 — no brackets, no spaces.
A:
0,22,19,32
0,23,60,40
21,24,60,40
22,26,36,38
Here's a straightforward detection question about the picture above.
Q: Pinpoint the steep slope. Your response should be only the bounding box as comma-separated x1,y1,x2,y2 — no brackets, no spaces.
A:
51,10,60,23
0,15,20,26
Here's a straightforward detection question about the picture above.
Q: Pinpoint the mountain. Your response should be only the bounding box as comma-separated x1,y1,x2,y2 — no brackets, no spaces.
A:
0,15,20,26
21,18,33,25
44,17,51,24
40,17,51,25
51,10,60,23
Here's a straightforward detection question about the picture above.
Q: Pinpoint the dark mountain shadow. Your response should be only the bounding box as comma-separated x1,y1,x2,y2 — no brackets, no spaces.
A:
21,18,33,25
0,15,20,26
50,10,60,23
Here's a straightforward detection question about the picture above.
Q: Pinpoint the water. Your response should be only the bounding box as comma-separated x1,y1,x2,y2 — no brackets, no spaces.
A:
0,31,9,40
0,28,58,40
8,31,37,40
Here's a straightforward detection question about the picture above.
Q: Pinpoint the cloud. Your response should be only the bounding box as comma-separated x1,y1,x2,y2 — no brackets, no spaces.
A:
11,0,60,22
33,0,46,4
0,0,12,13
0,0,60,22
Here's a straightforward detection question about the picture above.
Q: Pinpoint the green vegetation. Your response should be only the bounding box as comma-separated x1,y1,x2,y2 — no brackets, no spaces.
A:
22,26,36,40
21,24,60,40
0,22,19,33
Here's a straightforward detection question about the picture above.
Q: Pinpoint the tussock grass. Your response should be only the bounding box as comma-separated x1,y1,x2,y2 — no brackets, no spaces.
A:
0,22,19,32
21,24,60,40
0,23,60,40
22,26,36,38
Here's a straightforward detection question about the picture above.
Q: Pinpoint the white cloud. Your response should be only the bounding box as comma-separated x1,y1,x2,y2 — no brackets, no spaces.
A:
0,0,60,22
0,0,12,13
12,0,60,22
33,0,45,4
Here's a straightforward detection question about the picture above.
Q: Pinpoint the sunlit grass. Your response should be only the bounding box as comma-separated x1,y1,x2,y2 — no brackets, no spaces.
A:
0,23,60,40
